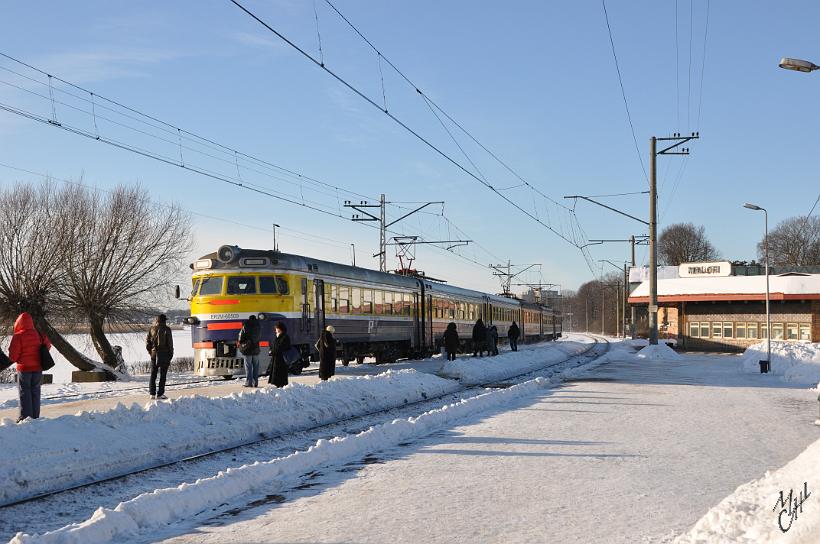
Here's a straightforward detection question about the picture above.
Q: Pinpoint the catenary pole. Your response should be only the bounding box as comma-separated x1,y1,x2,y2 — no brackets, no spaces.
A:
649,136,659,345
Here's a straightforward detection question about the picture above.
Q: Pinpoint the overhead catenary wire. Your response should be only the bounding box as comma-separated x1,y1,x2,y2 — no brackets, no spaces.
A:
229,0,595,273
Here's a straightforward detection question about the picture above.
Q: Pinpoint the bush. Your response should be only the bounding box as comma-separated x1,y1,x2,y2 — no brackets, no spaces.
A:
0,367,14,384
126,357,195,375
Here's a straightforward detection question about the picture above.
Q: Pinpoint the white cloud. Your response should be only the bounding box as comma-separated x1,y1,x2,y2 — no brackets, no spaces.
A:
33,48,182,84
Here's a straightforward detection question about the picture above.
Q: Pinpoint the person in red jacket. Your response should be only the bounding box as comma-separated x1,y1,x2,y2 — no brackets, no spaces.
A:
9,312,51,421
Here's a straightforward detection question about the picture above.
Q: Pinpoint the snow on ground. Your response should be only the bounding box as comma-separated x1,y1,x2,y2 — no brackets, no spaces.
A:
0,370,461,506
10,376,562,544
739,340,820,387
675,437,820,544
146,350,818,544
439,339,592,384
634,342,683,361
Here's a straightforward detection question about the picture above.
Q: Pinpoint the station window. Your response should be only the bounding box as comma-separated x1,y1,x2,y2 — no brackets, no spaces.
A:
723,322,734,339
259,276,278,294
747,322,758,339
700,322,709,338
736,322,746,339
799,323,811,341
198,276,224,296
689,322,699,337
761,323,768,339
771,323,784,340
711,322,722,339
786,323,798,340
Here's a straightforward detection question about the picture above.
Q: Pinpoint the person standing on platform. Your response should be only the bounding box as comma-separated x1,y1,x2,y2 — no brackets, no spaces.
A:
146,314,174,400
508,321,520,352
317,325,337,381
443,322,459,361
268,321,290,388
238,315,261,387
472,319,487,357
9,312,50,422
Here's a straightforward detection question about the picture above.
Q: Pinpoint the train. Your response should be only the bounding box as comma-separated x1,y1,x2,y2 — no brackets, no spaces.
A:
184,245,562,378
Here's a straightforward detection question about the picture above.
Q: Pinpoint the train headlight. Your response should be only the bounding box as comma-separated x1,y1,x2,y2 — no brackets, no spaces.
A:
257,313,267,321
184,316,200,325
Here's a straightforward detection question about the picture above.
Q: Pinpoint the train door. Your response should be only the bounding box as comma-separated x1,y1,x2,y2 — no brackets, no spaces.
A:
427,294,434,350
412,291,421,350
313,279,325,337
300,278,310,335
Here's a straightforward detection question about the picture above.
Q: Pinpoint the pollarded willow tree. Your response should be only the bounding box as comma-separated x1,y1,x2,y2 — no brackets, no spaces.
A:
759,215,820,267
61,184,192,370
658,222,719,266
0,181,96,370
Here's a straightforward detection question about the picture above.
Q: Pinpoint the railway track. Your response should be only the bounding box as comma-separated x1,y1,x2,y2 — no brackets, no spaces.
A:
0,335,609,523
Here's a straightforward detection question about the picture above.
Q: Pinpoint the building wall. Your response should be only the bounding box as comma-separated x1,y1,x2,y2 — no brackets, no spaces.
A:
680,300,814,351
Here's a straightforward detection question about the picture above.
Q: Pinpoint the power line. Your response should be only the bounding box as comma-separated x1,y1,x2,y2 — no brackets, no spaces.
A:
696,0,710,128
687,0,693,132
229,0,595,273
601,0,649,186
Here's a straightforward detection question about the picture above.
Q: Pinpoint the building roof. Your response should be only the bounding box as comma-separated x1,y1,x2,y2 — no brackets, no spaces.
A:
628,273,820,303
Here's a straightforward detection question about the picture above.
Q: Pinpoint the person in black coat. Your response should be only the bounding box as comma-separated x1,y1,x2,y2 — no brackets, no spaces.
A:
268,321,290,388
0,346,10,372
238,315,261,387
472,319,486,357
443,322,459,361
318,325,337,381
488,325,499,356
508,321,520,352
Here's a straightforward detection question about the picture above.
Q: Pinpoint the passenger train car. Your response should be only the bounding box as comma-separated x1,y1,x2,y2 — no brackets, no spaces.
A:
186,246,561,377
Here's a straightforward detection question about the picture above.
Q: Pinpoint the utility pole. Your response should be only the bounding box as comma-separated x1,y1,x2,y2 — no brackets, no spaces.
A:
649,132,699,344
601,286,605,336
345,195,443,273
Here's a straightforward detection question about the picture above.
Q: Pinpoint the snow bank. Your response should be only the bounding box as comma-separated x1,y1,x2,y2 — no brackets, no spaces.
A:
11,376,558,544
739,341,820,387
634,343,682,361
439,341,590,384
674,437,820,544
0,370,459,506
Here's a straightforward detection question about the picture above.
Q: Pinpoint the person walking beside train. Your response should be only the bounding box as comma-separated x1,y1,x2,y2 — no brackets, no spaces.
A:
487,325,499,356
317,325,337,381
508,321,520,352
238,315,261,388
443,322,459,361
146,314,174,400
472,319,486,357
9,312,51,422
268,321,290,388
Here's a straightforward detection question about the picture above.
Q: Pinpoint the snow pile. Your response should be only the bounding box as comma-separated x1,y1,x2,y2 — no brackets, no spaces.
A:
674,437,820,544
739,341,820,386
0,370,459,506
11,376,556,544
439,341,590,384
634,343,682,361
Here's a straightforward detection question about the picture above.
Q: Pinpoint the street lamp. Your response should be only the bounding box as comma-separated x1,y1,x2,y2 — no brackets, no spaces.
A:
779,57,820,73
743,203,771,372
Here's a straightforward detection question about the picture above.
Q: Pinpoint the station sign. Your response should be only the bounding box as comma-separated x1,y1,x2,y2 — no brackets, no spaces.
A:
678,261,732,278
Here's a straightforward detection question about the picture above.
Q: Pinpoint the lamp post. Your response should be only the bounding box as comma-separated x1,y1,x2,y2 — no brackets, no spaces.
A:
743,203,771,372
779,57,820,73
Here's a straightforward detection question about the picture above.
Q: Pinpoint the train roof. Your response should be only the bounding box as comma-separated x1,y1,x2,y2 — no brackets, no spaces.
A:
193,248,421,290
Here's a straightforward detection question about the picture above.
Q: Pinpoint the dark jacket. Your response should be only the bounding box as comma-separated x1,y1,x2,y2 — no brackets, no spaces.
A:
508,322,520,340
472,320,486,344
318,330,337,380
238,318,261,356
9,312,51,373
0,346,11,371
146,320,174,365
443,323,459,352
486,326,498,346
268,333,290,387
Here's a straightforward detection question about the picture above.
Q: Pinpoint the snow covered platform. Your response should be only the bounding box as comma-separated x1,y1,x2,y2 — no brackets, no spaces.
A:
146,351,819,544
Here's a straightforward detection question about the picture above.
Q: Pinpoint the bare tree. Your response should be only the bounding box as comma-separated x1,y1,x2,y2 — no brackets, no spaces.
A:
0,181,96,370
759,216,820,267
61,184,192,369
658,222,719,266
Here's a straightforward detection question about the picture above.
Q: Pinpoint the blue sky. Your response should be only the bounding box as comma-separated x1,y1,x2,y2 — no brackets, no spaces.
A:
1,1,818,294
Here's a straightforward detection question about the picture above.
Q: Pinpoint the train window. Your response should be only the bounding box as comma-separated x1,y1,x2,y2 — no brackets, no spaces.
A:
403,293,412,316
375,291,383,314
259,276,277,294
226,276,257,295
352,288,361,313
191,278,201,297
363,289,373,314
198,276,224,296
276,276,289,295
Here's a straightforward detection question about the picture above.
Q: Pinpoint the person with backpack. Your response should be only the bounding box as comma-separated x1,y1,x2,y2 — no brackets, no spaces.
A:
508,321,520,352
317,325,337,381
268,321,290,388
238,315,261,388
9,312,51,422
472,319,487,357
146,314,174,400
443,322,459,361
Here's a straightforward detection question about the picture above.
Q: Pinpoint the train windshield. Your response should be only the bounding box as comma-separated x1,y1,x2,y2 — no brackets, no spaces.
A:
198,276,224,296
226,276,257,295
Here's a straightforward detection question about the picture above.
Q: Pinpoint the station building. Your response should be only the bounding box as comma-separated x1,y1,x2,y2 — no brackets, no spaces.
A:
628,261,820,351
